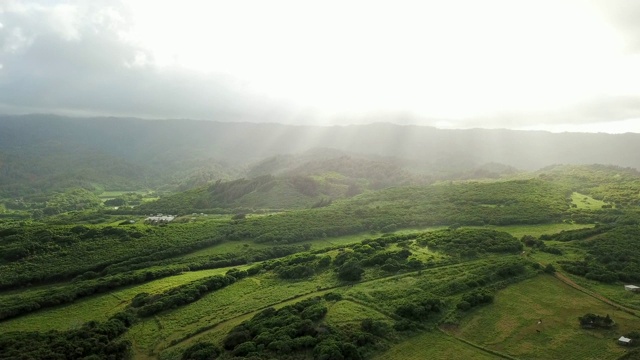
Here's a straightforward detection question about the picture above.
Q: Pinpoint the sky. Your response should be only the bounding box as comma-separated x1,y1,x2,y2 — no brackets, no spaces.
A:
1,0,640,133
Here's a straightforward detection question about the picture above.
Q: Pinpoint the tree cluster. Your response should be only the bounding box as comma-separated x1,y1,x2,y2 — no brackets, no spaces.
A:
218,296,369,360
560,225,640,283
0,311,134,360
135,269,245,317
456,289,494,311
417,228,523,257
578,313,614,329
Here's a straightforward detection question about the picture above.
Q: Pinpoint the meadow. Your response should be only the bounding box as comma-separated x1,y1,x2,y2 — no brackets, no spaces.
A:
453,275,639,360
374,330,500,360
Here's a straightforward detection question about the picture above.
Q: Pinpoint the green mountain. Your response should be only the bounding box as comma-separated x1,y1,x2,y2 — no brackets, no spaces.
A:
2,114,640,200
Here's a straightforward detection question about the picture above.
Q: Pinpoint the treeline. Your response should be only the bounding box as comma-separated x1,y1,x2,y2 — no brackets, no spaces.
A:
0,266,187,321
538,224,612,242
0,222,228,290
217,295,380,360
132,269,246,317
4,188,104,219
0,245,306,321
216,179,569,245
520,235,563,255
1,178,571,293
560,225,640,283
456,289,494,311
137,176,278,213
416,228,523,256
538,164,640,207
0,311,134,360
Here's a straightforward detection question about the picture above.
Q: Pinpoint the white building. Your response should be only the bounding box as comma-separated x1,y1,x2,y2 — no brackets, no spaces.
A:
618,336,632,345
624,285,640,292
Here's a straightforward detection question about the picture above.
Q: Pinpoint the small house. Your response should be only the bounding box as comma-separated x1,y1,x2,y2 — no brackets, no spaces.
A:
624,285,640,292
618,336,632,346
145,215,176,224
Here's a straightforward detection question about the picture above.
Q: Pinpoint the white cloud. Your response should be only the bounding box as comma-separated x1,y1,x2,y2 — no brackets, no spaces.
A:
0,0,639,133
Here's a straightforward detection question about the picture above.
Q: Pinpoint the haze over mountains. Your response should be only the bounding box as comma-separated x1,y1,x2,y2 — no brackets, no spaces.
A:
1,114,639,197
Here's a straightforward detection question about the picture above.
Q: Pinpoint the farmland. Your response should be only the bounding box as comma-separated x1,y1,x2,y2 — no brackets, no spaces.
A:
1,164,640,359
453,276,639,360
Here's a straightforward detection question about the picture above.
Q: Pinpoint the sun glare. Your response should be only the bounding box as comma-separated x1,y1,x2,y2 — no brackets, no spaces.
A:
120,0,639,131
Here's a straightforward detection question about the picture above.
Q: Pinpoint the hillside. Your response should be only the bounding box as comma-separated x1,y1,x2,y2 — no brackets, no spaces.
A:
1,164,640,359
2,115,640,199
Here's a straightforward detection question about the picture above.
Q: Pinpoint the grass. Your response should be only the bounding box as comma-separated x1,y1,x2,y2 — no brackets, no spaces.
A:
453,275,639,360
132,258,516,358
482,223,594,239
375,331,500,360
571,192,608,210
563,273,640,311
0,266,245,333
325,299,390,325
0,224,601,359
127,271,342,358
98,190,151,199
158,290,338,360
180,227,445,260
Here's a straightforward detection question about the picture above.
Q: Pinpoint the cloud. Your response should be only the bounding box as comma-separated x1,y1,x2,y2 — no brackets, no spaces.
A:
0,1,285,121
0,0,639,133
591,0,640,54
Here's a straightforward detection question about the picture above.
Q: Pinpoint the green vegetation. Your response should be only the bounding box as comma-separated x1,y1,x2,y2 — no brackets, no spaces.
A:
454,276,639,360
2,161,640,359
0,311,134,360
571,192,609,210
558,225,640,283
374,331,500,360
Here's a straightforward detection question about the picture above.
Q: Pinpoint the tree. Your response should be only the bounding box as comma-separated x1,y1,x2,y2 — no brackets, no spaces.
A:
337,260,364,281
181,342,221,360
544,264,556,274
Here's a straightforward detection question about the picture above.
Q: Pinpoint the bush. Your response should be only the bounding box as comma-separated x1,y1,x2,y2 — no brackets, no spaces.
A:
182,342,221,360
337,260,364,281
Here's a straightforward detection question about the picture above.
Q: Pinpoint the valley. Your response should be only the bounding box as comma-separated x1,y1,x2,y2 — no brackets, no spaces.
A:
1,117,640,359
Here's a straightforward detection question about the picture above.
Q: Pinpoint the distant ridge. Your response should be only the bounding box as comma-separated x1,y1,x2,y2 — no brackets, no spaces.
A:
1,114,639,196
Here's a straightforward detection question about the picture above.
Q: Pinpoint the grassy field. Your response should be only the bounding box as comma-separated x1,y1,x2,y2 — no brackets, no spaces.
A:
564,273,640,311
375,331,500,360
453,275,639,360
571,192,608,210
181,227,447,260
127,271,342,358
325,299,390,325
0,266,246,333
146,257,522,360
0,223,599,359
483,223,594,239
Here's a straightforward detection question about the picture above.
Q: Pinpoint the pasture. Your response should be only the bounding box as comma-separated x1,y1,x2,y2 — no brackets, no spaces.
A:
375,331,500,360
453,275,639,360
571,192,608,210
562,273,640,311
0,266,244,333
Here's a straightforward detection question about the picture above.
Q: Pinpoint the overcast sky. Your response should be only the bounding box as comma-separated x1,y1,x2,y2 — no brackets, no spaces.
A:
1,0,640,133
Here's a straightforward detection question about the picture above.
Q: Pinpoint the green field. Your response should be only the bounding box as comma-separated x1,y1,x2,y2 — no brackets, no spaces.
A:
375,331,500,360
0,221,627,360
454,275,639,360
127,271,342,358
0,266,245,333
484,223,594,239
571,192,608,210
563,273,640,311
